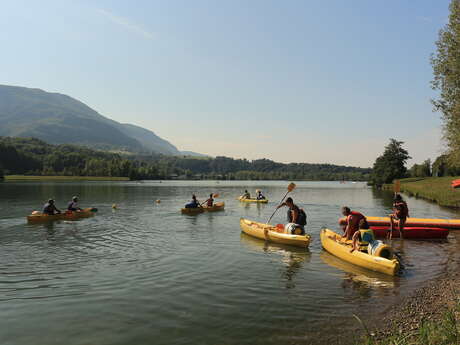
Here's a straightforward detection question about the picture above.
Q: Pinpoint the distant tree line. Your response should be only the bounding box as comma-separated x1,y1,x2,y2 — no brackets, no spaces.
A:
0,137,371,181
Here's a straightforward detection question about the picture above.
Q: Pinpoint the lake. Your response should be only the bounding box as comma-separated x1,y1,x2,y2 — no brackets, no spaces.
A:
1,180,460,345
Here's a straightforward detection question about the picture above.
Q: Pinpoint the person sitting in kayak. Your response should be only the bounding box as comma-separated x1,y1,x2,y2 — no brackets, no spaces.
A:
350,219,375,253
389,194,409,240
341,206,369,240
242,190,251,199
68,196,82,212
277,197,307,235
256,190,266,200
185,194,201,208
204,193,214,207
43,199,61,215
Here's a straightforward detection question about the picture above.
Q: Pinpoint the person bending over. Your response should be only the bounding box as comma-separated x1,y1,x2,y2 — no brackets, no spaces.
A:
341,206,368,240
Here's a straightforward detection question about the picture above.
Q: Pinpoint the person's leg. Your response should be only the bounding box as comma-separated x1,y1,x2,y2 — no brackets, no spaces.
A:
389,215,395,240
350,231,360,253
399,218,406,239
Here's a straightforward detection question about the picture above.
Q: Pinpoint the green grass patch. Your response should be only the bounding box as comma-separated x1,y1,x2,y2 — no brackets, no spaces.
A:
4,175,129,181
357,303,459,345
398,176,460,208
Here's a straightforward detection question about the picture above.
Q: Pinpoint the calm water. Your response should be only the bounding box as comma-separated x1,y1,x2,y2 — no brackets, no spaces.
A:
1,180,460,345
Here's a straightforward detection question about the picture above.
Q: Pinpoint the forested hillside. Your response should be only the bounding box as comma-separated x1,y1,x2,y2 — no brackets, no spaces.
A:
0,137,371,180
0,85,181,154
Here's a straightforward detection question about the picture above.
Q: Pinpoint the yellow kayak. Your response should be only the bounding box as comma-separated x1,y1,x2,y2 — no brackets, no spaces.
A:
238,197,268,203
181,202,225,214
239,218,310,248
320,228,399,276
27,208,98,223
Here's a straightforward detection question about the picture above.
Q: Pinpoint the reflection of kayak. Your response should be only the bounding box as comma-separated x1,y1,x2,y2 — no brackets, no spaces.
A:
339,216,460,230
320,251,396,288
370,226,449,239
320,228,399,276
239,218,310,248
238,197,268,203
181,202,225,214
27,208,98,223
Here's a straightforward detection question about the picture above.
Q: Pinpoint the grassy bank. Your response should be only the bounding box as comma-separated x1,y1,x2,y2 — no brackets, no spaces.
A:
4,175,129,181
398,176,460,208
359,303,459,345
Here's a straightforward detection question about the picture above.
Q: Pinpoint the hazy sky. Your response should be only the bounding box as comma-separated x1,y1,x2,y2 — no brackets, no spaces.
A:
0,0,450,167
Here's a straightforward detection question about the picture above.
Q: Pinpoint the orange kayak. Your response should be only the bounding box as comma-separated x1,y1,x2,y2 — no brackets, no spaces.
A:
27,208,98,223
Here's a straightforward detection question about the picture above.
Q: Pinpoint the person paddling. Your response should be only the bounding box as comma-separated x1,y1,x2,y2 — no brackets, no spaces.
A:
389,194,409,239
43,199,61,215
276,197,307,235
256,190,266,200
242,190,251,199
68,196,82,212
341,206,369,240
185,194,201,208
204,193,214,207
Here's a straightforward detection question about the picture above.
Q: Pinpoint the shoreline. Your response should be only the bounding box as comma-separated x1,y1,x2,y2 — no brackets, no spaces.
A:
359,231,460,344
4,175,130,181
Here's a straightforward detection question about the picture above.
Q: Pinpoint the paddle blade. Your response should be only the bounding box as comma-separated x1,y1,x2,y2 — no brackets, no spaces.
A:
394,180,400,193
213,193,219,198
287,182,296,192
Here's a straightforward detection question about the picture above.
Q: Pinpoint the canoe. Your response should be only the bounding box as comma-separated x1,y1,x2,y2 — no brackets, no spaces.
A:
181,202,225,214
370,226,449,239
452,179,460,188
27,208,98,223
239,218,310,248
339,216,460,230
320,228,399,276
238,197,268,203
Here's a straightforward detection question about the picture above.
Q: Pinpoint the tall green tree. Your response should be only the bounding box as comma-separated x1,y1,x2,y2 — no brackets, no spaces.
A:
370,139,411,186
431,0,460,165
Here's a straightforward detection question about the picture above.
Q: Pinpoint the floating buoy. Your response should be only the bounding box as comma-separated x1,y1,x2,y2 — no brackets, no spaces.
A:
112,204,117,209
155,200,161,204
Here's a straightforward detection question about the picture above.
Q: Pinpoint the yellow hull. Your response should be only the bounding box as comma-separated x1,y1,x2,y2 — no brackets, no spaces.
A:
27,208,97,223
238,197,268,203
320,228,399,276
181,202,225,214
239,218,310,248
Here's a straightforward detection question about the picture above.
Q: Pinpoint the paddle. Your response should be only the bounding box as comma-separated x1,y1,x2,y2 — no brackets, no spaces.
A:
394,180,400,195
266,182,296,225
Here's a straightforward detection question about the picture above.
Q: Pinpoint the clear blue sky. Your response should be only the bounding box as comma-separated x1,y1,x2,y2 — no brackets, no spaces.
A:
0,0,450,167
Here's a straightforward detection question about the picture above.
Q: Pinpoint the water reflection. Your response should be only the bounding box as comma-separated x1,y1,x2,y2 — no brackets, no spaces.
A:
240,233,311,289
320,251,397,291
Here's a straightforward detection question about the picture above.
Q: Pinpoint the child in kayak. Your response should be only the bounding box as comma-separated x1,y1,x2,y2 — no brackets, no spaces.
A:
389,194,409,239
256,190,266,200
204,193,214,207
185,195,201,208
43,199,61,215
68,196,82,212
350,219,376,253
341,206,369,240
241,190,251,199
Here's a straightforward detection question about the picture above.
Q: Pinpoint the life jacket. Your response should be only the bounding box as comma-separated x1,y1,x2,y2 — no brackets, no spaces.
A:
43,203,54,215
287,205,307,226
359,228,375,245
207,198,213,207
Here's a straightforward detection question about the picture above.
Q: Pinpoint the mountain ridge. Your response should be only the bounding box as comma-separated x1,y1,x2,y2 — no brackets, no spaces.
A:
0,84,202,156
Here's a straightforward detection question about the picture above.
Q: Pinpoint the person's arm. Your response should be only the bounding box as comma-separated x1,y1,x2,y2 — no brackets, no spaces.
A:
291,209,299,223
277,202,286,209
